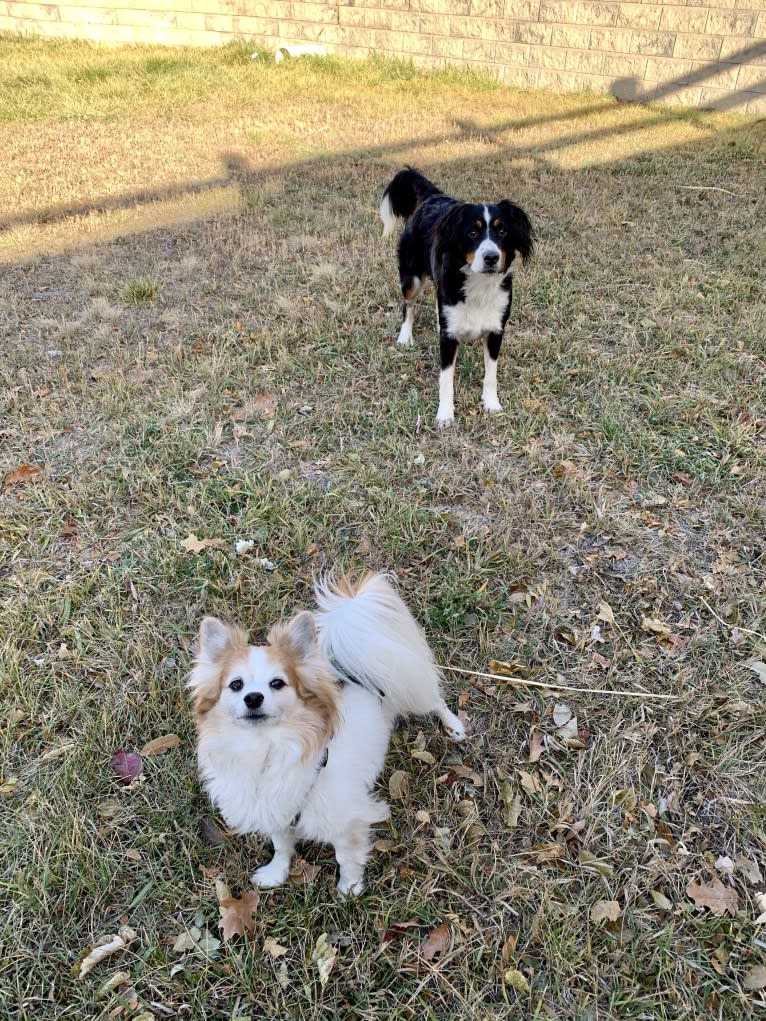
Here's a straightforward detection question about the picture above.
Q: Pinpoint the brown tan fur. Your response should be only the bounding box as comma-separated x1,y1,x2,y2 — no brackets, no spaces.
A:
190,621,249,719
189,612,340,761
266,615,340,755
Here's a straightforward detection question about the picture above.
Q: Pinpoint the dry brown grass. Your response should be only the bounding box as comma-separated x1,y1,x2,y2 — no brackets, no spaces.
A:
1,35,766,1021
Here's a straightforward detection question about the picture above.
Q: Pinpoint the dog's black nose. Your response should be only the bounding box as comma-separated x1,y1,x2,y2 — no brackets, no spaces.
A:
484,252,499,268
244,692,264,709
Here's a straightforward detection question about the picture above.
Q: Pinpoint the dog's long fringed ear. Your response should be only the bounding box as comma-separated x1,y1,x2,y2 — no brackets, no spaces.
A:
198,617,234,665
283,611,318,659
498,200,534,263
188,617,246,717
433,203,470,265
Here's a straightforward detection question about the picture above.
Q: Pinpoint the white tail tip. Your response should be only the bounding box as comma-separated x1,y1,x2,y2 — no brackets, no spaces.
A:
379,193,396,238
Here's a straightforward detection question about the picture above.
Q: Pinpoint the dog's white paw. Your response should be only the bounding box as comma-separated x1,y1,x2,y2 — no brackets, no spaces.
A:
445,719,466,742
482,397,503,414
435,408,455,428
439,704,467,742
396,325,414,347
337,877,365,898
251,863,289,888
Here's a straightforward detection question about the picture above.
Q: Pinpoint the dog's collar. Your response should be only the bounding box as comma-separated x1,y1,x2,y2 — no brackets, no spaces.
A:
329,659,385,699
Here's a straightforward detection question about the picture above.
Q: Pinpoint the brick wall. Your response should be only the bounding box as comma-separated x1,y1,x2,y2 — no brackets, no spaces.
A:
3,1,765,112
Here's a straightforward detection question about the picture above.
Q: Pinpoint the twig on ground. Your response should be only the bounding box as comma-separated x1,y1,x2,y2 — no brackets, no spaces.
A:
439,665,683,700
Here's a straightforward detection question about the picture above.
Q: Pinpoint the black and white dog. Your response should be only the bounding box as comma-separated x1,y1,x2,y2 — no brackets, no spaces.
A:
380,168,533,427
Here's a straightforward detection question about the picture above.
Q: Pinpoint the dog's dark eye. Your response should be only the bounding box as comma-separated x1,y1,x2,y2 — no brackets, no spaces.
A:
229,677,244,692
496,226,507,238
467,229,479,239
269,677,286,691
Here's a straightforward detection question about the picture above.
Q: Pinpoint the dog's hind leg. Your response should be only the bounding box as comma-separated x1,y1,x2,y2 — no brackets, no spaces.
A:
397,275,421,347
251,828,296,888
436,698,466,741
334,822,372,897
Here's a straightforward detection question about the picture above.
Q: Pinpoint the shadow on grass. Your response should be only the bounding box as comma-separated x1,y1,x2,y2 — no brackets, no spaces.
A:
2,41,764,241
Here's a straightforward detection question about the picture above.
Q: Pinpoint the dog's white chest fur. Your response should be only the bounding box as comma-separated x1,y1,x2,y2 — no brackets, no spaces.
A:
198,729,316,835
442,271,510,342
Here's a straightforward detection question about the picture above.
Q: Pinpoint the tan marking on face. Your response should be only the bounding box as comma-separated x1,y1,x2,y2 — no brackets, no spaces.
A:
404,283,417,300
267,618,340,752
192,625,250,718
465,250,475,264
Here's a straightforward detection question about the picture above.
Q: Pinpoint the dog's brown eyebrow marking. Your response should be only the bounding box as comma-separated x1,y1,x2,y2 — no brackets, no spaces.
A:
474,219,483,230
493,218,502,228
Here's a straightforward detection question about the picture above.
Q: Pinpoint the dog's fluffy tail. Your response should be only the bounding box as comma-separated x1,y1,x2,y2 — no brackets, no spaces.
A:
379,167,442,238
314,573,465,740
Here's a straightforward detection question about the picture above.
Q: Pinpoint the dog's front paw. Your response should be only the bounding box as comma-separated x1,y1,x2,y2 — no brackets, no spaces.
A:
337,877,365,898
482,397,503,414
251,863,289,888
435,408,455,428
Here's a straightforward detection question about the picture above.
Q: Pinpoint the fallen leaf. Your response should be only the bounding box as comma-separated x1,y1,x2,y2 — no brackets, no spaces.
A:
518,770,542,797
744,966,766,991
76,926,137,979
503,968,530,993
530,842,567,864
501,933,517,966
552,702,572,727
419,923,450,961
172,930,198,953
4,464,44,487
110,751,143,784
650,890,673,911
501,783,521,827
219,890,261,941
140,734,181,757
578,850,614,878
382,918,423,944
235,539,255,555
745,660,766,684
527,729,545,763
736,855,763,885
641,616,672,637
180,533,227,554
96,971,131,999
590,900,622,924
415,810,431,826
686,878,739,917
373,838,395,852
214,879,232,904
410,749,436,765
714,855,735,877
288,857,320,885
388,770,409,799
200,817,228,846
754,891,766,924
311,933,337,988
253,392,278,418
597,601,616,626
449,764,484,786
263,937,288,958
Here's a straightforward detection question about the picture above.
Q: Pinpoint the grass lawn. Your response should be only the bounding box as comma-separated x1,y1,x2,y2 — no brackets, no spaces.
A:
1,34,766,1020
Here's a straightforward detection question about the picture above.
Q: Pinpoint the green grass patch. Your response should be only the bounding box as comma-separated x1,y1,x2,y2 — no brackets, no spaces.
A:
1,34,765,1021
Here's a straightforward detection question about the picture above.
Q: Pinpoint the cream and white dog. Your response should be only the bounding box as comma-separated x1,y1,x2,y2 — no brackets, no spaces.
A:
188,573,465,895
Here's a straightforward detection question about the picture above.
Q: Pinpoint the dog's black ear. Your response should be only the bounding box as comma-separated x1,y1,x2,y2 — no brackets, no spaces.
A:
498,201,534,263
433,203,471,265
